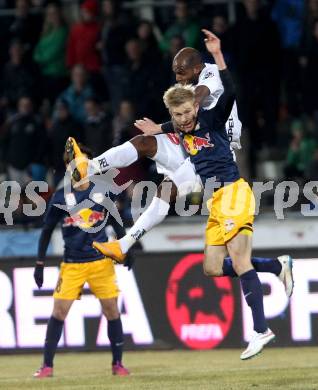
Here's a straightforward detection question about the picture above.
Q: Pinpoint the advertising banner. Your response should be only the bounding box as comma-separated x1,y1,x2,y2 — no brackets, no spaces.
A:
0,252,317,352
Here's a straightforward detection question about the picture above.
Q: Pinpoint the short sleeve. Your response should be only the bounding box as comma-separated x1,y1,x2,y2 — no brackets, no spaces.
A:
197,65,224,110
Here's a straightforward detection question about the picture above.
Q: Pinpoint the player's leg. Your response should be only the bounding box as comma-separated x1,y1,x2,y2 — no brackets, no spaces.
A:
203,243,282,278
203,244,293,297
87,258,129,375
44,299,74,367
200,219,288,282
93,158,200,261
66,135,158,180
121,176,178,249
203,244,228,276
227,233,275,360
206,179,274,359
99,298,129,376
116,156,199,254
93,177,178,261
222,255,294,297
92,135,158,172
34,262,86,377
92,133,185,179
34,298,74,378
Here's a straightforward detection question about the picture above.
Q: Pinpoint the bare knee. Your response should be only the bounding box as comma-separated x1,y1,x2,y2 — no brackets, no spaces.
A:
227,249,249,275
130,135,157,158
227,236,252,276
101,299,119,321
203,245,227,276
203,257,224,277
52,305,69,321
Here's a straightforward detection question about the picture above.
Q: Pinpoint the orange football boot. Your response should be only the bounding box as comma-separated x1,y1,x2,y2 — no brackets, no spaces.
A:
65,137,88,182
92,240,126,264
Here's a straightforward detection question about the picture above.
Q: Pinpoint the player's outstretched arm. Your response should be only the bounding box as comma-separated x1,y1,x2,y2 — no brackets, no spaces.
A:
134,117,163,135
201,29,226,71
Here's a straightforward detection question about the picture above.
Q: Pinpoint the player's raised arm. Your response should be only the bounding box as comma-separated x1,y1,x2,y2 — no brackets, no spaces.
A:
201,29,226,71
202,29,235,126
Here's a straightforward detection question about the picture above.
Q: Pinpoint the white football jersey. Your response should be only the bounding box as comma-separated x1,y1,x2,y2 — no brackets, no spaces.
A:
197,63,242,150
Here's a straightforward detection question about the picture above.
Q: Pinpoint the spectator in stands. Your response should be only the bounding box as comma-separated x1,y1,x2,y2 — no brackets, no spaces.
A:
284,119,317,180
49,99,82,188
7,0,42,57
136,20,161,64
57,64,93,123
3,96,47,186
66,0,101,74
110,99,148,187
33,2,68,104
123,38,164,119
272,0,305,115
112,100,137,146
159,0,200,53
231,0,281,170
1,39,37,110
207,14,232,66
83,97,112,156
101,0,135,112
272,0,304,50
162,35,185,87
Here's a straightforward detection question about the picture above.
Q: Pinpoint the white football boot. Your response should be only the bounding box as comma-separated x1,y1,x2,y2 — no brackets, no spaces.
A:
240,328,275,360
277,255,294,298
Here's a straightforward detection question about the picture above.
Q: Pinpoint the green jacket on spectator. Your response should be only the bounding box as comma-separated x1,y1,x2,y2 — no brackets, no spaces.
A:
159,20,200,53
287,137,317,173
33,26,68,77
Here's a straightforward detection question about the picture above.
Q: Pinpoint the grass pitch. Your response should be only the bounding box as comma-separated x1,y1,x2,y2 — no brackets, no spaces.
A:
0,348,317,390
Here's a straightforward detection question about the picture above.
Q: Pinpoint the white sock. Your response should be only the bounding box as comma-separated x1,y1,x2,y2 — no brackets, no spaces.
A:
119,197,170,253
88,141,138,176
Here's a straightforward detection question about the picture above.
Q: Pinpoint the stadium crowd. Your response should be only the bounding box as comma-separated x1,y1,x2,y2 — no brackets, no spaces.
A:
0,0,317,224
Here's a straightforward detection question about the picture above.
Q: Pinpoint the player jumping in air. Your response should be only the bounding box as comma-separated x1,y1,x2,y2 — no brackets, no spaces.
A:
33,144,130,378
90,30,288,359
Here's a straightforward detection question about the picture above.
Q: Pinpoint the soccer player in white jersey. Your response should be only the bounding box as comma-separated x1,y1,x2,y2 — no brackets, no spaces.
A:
136,46,241,151
132,46,242,178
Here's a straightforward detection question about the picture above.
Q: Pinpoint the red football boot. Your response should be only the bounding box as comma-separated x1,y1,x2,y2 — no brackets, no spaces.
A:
112,362,130,376
33,366,53,378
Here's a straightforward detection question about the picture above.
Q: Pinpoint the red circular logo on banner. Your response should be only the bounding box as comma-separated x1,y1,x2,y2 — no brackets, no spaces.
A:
166,254,234,349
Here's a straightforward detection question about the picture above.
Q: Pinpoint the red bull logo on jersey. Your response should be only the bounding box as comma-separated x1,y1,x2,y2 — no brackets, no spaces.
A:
183,133,214,156
63,209,105,228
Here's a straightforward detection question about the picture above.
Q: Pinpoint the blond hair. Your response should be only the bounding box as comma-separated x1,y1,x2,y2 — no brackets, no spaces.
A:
163,84,195,109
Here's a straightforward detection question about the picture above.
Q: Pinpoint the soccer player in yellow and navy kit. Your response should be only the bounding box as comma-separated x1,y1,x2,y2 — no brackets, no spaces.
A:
33,145,130,378
160,30,275,360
